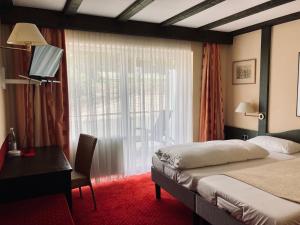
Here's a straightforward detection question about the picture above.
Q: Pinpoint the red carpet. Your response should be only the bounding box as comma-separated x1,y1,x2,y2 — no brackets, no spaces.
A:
72,173,192,225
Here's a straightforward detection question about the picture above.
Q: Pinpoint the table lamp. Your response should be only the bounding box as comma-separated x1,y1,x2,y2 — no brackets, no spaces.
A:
2,23,47,52
235,102,265,120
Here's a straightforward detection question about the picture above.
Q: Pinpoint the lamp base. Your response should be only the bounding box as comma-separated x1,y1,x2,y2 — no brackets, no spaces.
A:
8,150,21,157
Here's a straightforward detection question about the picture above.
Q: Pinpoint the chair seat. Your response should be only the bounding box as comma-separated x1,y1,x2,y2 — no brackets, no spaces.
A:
71,171,89,188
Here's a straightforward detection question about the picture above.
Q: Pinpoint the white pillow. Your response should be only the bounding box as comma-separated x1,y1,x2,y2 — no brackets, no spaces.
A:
247,136,300,154
156,140,268,169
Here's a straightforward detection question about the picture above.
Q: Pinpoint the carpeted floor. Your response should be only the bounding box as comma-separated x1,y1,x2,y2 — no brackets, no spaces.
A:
72,173,192,225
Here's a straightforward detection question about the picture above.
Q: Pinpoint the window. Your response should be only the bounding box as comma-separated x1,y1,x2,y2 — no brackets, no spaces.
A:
66,30,193,179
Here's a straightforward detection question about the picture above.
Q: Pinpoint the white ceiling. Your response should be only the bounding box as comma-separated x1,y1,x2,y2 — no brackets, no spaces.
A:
214,0,300,32
131,0,205,23
175,0,269,28
13,0,67,11
12,0,300,32
78,0,136,17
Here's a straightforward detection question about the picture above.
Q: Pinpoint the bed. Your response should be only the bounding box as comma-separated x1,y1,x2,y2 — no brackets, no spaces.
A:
151,129,300,225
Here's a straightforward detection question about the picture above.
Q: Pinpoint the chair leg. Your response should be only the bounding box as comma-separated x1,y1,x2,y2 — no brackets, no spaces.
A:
193,212,199,225
89,183,97,210
198,215,210,225
79,187,82,198
155,184,161,200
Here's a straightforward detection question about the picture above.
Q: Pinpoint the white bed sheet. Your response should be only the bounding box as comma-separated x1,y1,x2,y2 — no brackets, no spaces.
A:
152,152,300,191
197,174,300,225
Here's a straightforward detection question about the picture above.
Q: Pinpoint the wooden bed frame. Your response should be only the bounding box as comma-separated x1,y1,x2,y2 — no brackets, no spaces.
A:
151,130,300,225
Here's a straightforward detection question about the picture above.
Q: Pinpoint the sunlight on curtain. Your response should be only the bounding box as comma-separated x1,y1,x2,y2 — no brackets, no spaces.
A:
65,30,193,180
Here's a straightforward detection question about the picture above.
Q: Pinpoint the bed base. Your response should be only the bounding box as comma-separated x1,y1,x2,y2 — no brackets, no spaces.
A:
196,195,244,225
151,167,195,210
151,167,208,225
151,167,244,225
152,129,300,225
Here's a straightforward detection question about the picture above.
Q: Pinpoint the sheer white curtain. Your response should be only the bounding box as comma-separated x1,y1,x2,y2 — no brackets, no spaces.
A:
65,30,193,180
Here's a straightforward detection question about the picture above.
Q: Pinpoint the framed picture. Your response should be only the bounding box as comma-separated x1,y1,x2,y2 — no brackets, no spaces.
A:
296,53,300,117
232,59,256,85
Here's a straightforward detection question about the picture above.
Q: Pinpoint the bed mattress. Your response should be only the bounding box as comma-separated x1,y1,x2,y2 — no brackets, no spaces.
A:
197,174,300,225
152,152,300,191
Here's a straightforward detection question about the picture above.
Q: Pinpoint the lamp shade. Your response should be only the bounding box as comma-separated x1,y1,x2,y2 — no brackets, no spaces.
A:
235,102,256,113
7,23,47,46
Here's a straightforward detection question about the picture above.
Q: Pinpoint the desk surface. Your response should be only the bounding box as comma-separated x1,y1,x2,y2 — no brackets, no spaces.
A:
0,146,72,180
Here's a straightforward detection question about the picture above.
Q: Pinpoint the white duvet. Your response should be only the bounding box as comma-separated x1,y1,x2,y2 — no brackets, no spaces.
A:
155,140,269,169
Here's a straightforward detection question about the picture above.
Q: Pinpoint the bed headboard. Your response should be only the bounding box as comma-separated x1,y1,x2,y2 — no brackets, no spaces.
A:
267,130,300,143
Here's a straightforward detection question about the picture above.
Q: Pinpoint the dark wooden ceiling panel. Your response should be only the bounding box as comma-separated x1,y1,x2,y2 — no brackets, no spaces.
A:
232,10,300,35
161,0,225,26
117,0,154,21
63,0,83,15
0,6,233,44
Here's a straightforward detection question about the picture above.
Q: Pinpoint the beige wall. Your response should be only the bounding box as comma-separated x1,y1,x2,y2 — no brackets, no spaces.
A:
224,19,300,133
269,20,300,132
224,30,261,131
0,23,7,144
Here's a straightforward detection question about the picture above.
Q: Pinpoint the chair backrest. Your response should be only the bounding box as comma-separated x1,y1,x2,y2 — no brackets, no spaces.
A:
74,134,97,178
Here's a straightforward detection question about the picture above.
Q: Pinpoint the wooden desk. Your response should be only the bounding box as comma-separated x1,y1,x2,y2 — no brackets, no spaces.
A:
0,146,72,208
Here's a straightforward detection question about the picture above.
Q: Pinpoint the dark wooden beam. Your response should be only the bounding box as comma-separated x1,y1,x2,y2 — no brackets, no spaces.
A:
232,10,300,36
258,26,271,135
0,6,233,44
161,0,225,26
117,0,154,21
0,0,13,9
63,0,83,15
200,0,295,30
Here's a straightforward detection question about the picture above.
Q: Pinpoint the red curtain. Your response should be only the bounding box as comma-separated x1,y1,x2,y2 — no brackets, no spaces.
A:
199,43,224,141
12,28,70,158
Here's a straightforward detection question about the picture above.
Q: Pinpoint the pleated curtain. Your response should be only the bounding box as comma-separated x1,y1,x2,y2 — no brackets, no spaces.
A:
65,30,193,180
199,43,224,141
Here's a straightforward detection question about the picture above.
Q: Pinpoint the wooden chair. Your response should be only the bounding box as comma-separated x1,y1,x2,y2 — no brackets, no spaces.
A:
71,134,97,210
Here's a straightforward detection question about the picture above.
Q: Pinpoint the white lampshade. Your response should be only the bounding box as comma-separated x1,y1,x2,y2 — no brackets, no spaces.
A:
235,102,256,113
7,23,47,46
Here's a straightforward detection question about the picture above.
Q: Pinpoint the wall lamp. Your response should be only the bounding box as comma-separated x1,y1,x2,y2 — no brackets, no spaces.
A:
0,23,48,88
235,102,265,120
0,23,47,52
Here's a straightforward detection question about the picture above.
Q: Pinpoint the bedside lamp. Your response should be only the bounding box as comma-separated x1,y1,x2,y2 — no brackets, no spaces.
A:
2,23,47,52
235,102,265,120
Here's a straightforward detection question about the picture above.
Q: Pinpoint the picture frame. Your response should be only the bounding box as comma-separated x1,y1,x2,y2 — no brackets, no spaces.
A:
232,59,256,85
296,53,300,117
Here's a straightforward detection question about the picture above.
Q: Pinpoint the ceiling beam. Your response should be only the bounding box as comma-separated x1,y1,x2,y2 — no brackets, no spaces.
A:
200,0,295,30
161,0,225,26
63,0,83,15
232,10,300,36
0,6,233,44
0,0,13,9
117,0,154,21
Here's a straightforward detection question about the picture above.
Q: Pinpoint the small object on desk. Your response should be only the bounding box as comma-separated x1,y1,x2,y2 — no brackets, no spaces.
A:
8,128,17,151
7,150,21,157
21,148,36,157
